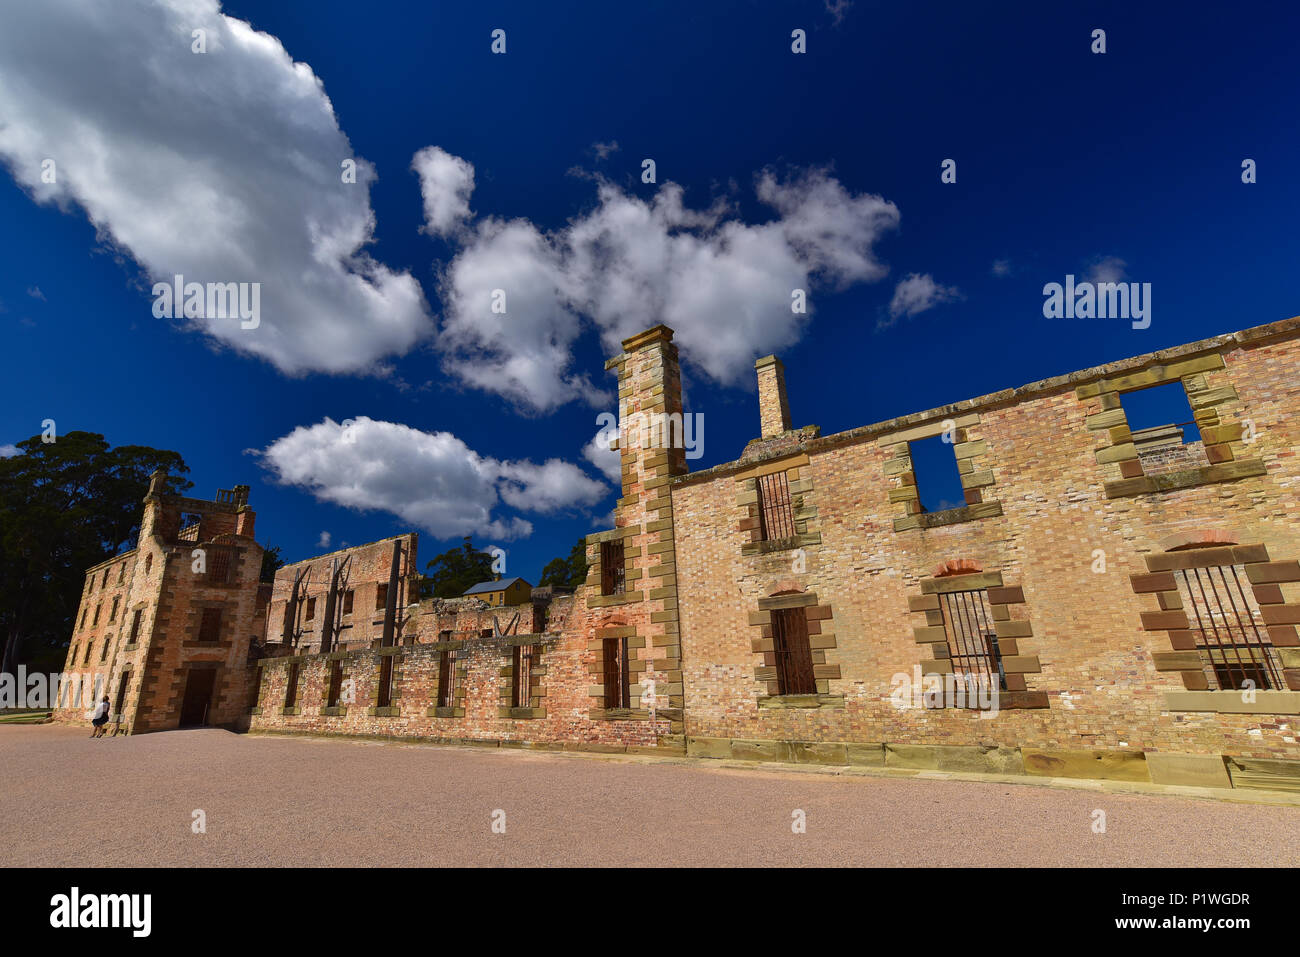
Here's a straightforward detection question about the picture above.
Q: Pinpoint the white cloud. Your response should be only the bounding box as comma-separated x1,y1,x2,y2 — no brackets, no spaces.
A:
256,416,608,541
591,140,620,161
0,444,20,458
412,145,474,238
882,273,961,327
429,157,901,412
582,424,622,482
316,531,331,549
26,286,45,301
991,259,1011,277
0,0,433,376
1086,255,1127,285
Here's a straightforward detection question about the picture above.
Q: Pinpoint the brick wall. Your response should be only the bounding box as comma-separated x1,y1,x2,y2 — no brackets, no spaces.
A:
674,319,1300,767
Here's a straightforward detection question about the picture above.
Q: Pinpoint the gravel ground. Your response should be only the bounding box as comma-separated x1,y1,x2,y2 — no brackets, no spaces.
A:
4,725,1299,867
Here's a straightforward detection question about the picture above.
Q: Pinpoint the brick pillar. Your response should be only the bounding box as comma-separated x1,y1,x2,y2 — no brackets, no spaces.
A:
756,355,791,437
594,324,687,745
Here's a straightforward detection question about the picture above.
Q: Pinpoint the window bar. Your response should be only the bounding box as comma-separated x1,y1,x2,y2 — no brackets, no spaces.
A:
757,472,796,541
1226,564,1283,687
1196,565,1251,690
1196,564,1248,691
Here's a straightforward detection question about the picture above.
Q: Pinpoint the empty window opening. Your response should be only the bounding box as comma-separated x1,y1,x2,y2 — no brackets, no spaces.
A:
342,589,354,615
771,607,817,695
909,435,966,514
376,655,394,708
938,589,1008,698
82,642,93,665
1119,382,1205,474
601,540,626,595
512,644,535,708
177,514,202,543
437,649,456,708
756,471,796,541
284,662,301,709
198,607,223,643
326,660,344,707
602,637,630,709
305,597,316,621
109,597,120,622
1175,564,1282,691
375,583,389,610
128,608,142,644
100,636,111,661
113,672,130,719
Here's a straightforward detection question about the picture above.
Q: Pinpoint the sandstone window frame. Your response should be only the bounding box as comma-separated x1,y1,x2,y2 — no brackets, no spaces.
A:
208,546,232,584
197,607,223,644
600,540,626,596
588,623,651,720
748,589,843,709
370,650,399,716
500,638,546,719
1076,353,1265,498
112,669,130,724
99,634,112,662
126,607,143,647
1133,536,1300,714
880,415,1003,533
602,636,630,709
428,643,467,718
585,526,643,608
283,661,301,714
322,656,346,715
908,563,1048,710
736,455,821,557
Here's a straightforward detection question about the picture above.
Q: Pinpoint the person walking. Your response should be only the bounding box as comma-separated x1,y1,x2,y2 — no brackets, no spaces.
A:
90,695,110,738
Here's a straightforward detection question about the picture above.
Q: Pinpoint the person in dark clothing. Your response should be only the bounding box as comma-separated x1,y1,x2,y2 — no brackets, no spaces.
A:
90,695,110,738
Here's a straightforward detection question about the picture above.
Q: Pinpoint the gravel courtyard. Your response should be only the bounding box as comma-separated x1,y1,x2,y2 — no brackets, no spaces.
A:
4,725,1299,867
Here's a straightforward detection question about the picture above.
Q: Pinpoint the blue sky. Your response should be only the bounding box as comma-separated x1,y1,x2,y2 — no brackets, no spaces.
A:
1,0,1296,580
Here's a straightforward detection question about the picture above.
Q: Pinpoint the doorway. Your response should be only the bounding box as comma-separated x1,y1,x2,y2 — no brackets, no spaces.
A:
179,668,217,726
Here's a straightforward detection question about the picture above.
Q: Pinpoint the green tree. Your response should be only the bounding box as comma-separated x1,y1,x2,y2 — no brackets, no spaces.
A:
539,538,588,589
0,432,191,677
422,537,497,599
260,545,286,583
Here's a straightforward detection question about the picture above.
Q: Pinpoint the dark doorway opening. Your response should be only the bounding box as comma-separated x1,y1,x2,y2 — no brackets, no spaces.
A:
179,668,217,726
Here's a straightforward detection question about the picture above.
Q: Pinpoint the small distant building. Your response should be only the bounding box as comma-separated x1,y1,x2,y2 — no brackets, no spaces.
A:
463,577,532,607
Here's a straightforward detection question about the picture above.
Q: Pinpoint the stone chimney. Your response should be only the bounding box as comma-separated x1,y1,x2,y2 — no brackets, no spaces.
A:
755,355,791,437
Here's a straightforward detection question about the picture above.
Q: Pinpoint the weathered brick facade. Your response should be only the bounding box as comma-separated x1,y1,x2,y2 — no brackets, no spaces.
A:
52,317,1300,790
54,474,264,733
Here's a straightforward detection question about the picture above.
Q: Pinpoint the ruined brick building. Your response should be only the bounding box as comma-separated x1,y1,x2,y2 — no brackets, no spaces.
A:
56,316,1300,791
